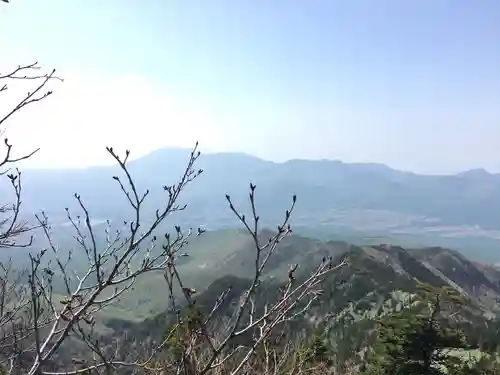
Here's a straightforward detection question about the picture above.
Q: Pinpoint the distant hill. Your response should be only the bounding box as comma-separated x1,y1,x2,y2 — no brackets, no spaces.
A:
4,147,500,262
107,234,500,342
86,228,500,326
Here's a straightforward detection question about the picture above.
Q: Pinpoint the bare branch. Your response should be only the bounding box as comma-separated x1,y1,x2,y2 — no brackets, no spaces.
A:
0,62,60,252
20,145,202,374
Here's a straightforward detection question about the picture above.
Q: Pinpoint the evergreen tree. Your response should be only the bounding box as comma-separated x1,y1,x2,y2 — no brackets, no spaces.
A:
363,283,467,375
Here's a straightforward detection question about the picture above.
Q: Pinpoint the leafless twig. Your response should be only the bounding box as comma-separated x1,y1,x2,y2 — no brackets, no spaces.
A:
0,62,61,250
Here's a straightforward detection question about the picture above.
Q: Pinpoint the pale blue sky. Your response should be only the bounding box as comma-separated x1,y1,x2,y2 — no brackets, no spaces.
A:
1,0,499,173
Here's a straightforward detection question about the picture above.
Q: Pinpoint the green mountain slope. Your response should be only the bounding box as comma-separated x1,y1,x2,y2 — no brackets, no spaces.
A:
106,235,500,340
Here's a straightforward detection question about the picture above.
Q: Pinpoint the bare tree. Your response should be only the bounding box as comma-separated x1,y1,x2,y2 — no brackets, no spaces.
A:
0,64,344,375
11,144,342,375
0,62,61,374
117,182,344,375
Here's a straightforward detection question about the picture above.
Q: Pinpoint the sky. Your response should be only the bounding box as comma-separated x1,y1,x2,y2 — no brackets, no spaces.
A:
0,0,499,173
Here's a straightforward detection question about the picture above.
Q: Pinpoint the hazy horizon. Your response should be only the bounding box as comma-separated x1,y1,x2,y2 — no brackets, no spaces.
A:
1,1,499,174
12,145,499,177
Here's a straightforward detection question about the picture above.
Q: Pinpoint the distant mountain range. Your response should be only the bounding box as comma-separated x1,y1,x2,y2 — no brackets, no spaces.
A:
4,147,500,262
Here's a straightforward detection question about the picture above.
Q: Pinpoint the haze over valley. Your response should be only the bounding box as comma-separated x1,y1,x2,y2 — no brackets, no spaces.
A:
6,147,500,264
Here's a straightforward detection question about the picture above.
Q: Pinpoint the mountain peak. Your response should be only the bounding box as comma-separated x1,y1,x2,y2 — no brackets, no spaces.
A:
457,168,492,178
